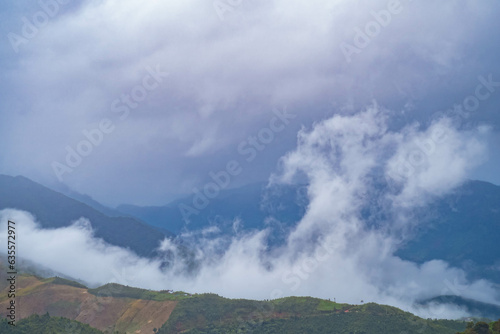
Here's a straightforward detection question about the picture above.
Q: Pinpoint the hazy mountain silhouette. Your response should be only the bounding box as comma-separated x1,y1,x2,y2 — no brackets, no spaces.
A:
119,180,500,283
0,174,173,257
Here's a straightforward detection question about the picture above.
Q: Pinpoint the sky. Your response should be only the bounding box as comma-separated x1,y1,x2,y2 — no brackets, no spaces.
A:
0,0,499,207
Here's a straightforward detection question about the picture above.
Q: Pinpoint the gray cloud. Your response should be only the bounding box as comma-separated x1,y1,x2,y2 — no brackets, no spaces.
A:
1,0,500,205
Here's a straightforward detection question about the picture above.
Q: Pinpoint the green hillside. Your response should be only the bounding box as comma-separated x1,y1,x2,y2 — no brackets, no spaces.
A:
158,294,467,334
0,314,106,334
0,268,476,334
88,283,191,301
456,318,500,334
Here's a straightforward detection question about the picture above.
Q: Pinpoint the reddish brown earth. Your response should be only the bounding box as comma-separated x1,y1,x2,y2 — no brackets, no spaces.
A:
0,275,177,333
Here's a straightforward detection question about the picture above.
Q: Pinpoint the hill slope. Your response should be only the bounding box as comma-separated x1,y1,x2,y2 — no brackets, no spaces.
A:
0,174,172,257
0,271,468,334
0,314,105,334
158,295,466,334
0,273,178,333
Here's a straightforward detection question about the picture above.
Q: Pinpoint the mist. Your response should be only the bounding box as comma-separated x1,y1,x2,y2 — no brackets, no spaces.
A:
1,106,498,320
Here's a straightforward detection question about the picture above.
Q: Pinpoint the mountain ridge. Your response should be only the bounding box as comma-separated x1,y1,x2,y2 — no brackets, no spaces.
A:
0,174,173,258
117,179,500,284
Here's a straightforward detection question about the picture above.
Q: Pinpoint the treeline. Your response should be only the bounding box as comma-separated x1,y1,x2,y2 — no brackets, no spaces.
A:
0,313,106,334
158,294,467,334
88,283,189,301
457,319,500,334
162,312,466,334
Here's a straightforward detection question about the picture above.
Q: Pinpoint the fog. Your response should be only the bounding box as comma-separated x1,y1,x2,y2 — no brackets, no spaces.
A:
1,106,498,319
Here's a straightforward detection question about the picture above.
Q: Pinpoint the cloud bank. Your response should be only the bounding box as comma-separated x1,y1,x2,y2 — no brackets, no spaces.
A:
1,106,497,319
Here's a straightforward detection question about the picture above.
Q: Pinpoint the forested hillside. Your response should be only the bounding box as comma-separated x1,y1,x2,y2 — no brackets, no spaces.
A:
456,319,500,334
0,271,469,334
158,294,467,334
0,314,106,334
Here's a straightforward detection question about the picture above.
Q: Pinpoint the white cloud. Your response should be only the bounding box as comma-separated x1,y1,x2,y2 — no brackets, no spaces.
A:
0,105,497,320
386,117,488,208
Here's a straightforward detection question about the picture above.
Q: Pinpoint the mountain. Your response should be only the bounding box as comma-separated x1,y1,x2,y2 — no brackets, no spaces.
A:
0,270,468,334
59,187,127,218
456,318,500,334
118,179,500,282
0,174,173,257
158,295,467,334
0,272,178,333
396,180,500,283
118,182,306,236
418,296,500,321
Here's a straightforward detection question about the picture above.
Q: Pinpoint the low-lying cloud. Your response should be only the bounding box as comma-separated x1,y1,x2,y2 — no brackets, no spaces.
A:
0,106,497,319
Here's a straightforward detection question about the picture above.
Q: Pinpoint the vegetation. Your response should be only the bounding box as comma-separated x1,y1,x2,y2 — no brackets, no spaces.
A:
0,270,481,334
456,319,500,334
0,313,105,334
88,283,191,301
158,295,466,334
158,293,269,333
48,276,88,289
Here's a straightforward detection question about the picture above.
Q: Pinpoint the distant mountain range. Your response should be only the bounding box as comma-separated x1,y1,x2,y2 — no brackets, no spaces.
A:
395,180,500,283
2,174,499,282
118,179,500,284
117,182,307,236
418,295,500,322
1,173,499,320
3,173,497,283
0,174,173,258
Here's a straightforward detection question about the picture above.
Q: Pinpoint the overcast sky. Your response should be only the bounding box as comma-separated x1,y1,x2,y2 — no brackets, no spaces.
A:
1,0,499,207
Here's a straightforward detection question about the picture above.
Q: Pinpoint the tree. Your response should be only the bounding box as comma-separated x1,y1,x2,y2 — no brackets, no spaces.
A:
491,319,500,334
473,322,491,334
